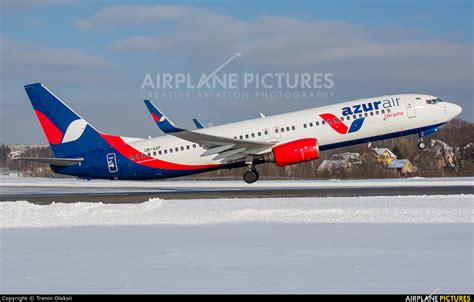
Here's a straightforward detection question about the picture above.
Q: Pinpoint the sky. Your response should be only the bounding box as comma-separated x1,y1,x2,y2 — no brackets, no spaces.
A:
1,0,472,144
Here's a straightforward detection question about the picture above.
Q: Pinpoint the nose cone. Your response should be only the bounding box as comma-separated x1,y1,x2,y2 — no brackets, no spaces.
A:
451,103,462,118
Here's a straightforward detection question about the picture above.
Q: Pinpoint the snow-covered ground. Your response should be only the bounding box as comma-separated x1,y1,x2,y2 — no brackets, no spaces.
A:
1,223,472,293
0,195,473,228
0,194,473,293
0,175,472,189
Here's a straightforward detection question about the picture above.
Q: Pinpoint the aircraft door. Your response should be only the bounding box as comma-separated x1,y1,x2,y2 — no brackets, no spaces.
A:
404,98,416,118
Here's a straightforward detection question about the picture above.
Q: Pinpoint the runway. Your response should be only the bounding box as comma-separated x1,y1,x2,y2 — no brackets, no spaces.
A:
1,184,472,203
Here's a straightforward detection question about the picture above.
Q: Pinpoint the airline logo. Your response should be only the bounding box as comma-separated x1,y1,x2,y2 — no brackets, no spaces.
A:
34,110,88,144
341,98,400,116
319,113,364,134
321,98,400,135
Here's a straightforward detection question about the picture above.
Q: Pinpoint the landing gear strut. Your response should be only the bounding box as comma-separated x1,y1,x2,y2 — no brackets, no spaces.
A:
243,162,259,184
417,134,427,150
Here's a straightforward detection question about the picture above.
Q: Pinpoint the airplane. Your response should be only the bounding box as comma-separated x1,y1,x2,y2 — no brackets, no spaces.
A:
17,83,462,183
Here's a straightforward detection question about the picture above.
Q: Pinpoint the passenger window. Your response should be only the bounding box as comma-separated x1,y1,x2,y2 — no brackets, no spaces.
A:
164,150,167,154
239,135,243,139
153,151,156,156
251,133,255,138
381,110,385,114
304,124,307,128
258,132,262,136
309,122,313,127
159,151,162,155
186,145,190,150
264,130,268,135
376,111,379,115
147,153,151,156
322,121,325,125
352,115,356,119
315,121,319,126
275,129,279,133
281,128,285,133
334,118,338,122
370,112,374,116
346,116,351,120
327,119,331,124
359,114,363,118
292,126,295,130
245,134,249,139
180,146,184,151
136,154,140,159
364,113,368,117
193,144,196,148
340,117,344,121
387,108,391,113
286,127,290,131
169,149,173,153
131,155,134,160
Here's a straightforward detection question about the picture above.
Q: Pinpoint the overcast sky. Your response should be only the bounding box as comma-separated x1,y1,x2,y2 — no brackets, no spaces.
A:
1,0,472,144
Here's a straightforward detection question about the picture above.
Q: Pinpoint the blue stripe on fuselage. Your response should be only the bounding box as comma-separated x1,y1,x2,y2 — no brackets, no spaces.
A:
319,123,444,151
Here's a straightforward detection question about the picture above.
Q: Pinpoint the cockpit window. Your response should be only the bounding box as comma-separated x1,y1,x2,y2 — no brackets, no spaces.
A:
426,98,443,104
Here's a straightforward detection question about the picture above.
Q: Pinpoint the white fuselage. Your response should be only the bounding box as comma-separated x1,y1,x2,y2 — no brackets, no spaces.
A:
127,94,461,165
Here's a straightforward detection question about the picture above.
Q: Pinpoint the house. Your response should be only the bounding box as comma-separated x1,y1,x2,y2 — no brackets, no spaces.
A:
370,148,397,166
430,139,455,168
387,159,416,177
317,152,361,174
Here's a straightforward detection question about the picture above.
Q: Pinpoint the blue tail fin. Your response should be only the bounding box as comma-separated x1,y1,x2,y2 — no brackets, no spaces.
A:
24,83,108,158
143,100,183,133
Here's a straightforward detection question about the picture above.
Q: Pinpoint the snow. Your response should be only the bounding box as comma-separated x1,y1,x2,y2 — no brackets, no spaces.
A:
1,195,472,228
1,223,472,293
1,180,473,293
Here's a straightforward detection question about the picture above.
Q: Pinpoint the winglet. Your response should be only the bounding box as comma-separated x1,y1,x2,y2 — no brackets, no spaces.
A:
143,100,183,133
193,118,205,129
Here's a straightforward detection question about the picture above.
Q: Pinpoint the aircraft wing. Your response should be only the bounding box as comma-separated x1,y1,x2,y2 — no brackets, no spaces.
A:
143,100,274,162
170,130,274,162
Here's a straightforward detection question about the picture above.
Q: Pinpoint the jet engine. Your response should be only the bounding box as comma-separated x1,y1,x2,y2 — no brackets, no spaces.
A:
264,138,319,166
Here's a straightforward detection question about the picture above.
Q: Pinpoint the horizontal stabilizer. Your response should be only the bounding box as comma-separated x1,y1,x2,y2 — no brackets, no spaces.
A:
14,157,83,166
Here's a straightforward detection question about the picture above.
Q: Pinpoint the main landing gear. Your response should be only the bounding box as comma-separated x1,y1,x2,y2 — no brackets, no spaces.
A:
243,159,260,184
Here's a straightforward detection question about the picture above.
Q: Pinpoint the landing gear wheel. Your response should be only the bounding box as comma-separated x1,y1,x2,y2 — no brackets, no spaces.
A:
243,170,259,184
417,141,426,150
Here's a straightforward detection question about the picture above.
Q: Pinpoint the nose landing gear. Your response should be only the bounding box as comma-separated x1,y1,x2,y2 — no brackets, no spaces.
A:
417,132,427,150
417,140,426,150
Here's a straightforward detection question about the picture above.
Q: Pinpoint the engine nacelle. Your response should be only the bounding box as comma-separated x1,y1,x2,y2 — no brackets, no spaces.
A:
264,138,319,166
